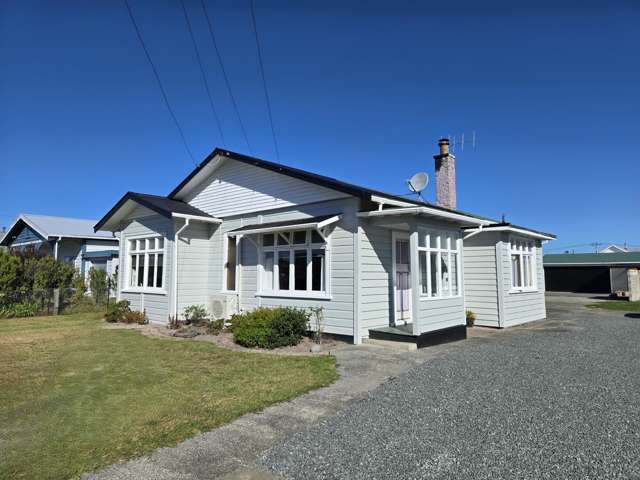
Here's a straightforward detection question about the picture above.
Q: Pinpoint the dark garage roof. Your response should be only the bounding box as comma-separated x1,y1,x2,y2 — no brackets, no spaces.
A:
544,252,640,266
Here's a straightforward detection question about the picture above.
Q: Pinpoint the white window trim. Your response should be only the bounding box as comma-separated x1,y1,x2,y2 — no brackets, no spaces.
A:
509,236,538,293
122,234,167,294
417,230,462,300
221,233,239,293
257,229,331,300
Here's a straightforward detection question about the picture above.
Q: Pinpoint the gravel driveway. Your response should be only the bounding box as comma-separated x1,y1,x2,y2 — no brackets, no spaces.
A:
261,298,640,479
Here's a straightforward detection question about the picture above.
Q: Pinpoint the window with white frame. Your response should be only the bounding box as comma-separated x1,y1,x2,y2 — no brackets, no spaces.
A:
417,231,460,298
510,238,536,290
260,230,327,296
128,237,165,290
224,235,238,291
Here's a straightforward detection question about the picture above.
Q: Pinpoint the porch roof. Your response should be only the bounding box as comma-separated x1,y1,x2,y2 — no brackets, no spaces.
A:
227,214,341,236
358,206,491,227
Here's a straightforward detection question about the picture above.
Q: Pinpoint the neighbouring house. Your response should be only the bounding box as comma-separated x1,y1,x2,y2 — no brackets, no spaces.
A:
0,214,119,280
95,139,555,346
599,244,640,253
544,252,640,294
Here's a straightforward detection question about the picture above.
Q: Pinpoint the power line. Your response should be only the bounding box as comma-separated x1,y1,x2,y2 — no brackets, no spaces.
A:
179,0,226,147
123,0,196,165
248,0,280,160
200,0,252,153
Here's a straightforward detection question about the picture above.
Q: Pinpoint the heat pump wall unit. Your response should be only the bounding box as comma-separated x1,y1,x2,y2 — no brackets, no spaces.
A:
209,294,238,320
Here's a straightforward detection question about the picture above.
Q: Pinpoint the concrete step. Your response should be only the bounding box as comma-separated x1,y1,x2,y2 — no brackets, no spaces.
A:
362,337,417,352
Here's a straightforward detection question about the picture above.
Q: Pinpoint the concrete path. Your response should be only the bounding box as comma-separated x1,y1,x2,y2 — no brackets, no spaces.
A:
84,336,466,479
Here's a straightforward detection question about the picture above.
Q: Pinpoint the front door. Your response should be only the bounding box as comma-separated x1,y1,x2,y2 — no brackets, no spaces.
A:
394,238,411,324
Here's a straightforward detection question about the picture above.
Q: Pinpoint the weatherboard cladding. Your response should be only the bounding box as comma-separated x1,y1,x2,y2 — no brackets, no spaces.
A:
463,233,500,327
11,224,44,245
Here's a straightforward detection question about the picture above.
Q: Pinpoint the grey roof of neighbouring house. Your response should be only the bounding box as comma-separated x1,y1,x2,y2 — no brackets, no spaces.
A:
544,252,640,266
0,213,117,246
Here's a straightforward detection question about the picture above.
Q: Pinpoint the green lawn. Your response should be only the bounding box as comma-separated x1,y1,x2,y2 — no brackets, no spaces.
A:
0,313,338,480
586,300,640,312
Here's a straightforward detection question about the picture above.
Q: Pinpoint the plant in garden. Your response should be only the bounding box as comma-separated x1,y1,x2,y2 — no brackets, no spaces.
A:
466,309,476,327
124,309,147,325
0,251,21,304
308,306,324,344
208,318,224,335
183,305,209,325
89,268,108,304
0,301,39,319
232,307,310,349
105,300,131,323
70,270,87,304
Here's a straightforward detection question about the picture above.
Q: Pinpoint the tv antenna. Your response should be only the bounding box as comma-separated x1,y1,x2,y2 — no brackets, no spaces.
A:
448,130,477,153
406,172,429,201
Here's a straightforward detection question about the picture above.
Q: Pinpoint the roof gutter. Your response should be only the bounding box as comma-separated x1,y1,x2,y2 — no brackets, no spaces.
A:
466,226,555,241
358,207,490,226
171,213,222,224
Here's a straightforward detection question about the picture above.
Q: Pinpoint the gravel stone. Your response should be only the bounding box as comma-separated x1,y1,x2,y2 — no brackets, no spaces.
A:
260,300,640,479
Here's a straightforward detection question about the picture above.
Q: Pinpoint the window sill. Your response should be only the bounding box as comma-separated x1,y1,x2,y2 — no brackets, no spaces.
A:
121,288,168,295
419,294,462,301
509,288,539,294
256,291,332,301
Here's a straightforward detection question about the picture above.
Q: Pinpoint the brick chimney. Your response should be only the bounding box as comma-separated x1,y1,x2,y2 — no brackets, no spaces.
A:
434,138,456,210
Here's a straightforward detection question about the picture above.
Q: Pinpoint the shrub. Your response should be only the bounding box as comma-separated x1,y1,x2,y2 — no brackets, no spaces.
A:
70,270,87,306
0,251,21,304
232,307,310,349
183,305,209,325
0,301,39,319
89,268,108,304
125,309,147,325
208,318,224,335
105,300,130,323
466,309,476,327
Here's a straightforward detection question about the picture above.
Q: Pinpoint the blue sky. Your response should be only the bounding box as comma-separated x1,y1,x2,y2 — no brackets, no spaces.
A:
1,0,638,252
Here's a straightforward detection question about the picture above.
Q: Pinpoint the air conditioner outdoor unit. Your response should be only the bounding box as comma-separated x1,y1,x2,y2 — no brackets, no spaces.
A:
209,293,238,320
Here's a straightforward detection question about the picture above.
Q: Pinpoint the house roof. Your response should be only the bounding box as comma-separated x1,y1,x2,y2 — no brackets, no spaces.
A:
168,148,496,223
1,214,116,246
544,252,640,266
228,214,340,236
94,192,217,232
463,222,556,240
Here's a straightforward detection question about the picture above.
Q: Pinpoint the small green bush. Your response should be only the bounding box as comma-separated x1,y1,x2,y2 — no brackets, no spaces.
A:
124,309,147,325
466,309,476,327
105,300,131,323
183,304,209,325
208,318,224,335
0,301,39,319
89,268,108,304
232,307,310,349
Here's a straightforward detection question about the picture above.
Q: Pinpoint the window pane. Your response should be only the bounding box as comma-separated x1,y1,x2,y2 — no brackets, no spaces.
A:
429,234,438,249
441,254,450,295
147,253,156,288
263,252,274,290
311,230,324,244
277,232,290,246
430,252,438,296
263,234,274,247
156,238,164,250
130,255,137,287
137,254,145,287
129,240,136,252
293,231,307,245
419,251,428,294
311,249,325,291
418,233,426,248
156,254,163,288
512,254,521,287
226,236,237,290
523,255,529,287
294,250,307,290
451,252,459,295
278,251,290,290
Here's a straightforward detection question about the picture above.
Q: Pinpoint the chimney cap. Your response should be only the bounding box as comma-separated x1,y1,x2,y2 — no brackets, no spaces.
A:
438,138,450,145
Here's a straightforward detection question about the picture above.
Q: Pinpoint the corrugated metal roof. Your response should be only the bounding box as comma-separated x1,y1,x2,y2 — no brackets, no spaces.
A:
21,214,115,240
544,252,640,266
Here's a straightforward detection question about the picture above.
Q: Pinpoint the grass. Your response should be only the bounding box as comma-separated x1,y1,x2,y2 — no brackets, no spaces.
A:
0,313,338,480
586,300,640,312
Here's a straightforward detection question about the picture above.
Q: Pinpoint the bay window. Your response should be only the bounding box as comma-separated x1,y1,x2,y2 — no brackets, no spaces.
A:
128,236,165,290
260,230,327,296
418,231,460,298
510,238,536,291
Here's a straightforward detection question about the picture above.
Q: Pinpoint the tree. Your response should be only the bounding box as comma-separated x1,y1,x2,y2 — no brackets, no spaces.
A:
0,251,21,305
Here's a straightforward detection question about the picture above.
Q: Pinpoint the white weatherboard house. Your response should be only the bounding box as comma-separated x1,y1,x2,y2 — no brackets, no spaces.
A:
1,214,119,280
95,140,555,347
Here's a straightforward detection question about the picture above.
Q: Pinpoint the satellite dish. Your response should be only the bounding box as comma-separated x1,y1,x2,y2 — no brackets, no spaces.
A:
407,172,429,195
